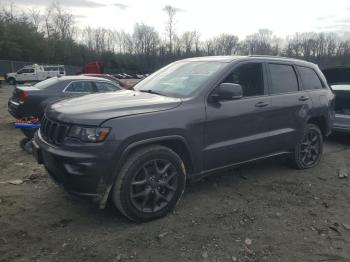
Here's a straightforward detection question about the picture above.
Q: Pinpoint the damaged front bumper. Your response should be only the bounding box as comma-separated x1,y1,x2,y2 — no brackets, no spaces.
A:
33,130,117,208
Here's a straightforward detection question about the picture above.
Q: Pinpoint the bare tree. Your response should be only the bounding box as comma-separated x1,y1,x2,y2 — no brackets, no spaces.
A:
133,23,160,56
163,5,177,54
212,34,239,55
28,8,42,32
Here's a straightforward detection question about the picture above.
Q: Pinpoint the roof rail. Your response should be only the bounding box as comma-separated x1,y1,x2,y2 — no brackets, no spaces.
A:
248,55,293,59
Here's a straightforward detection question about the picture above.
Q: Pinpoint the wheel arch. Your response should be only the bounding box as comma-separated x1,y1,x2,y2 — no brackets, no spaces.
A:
120,136,194,175
98,135,194,209
307,115,328,137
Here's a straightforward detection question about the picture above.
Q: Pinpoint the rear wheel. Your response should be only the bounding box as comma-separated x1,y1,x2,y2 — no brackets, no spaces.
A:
289,124,323,169
112,145,186,222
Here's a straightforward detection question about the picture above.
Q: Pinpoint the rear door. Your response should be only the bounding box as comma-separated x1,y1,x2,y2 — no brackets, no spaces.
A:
267,63,312,151
62,81,95,97
297,66,334,132
204,62,274,171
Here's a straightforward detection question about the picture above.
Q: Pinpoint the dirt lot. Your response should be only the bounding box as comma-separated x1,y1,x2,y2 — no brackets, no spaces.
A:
0,84,350,262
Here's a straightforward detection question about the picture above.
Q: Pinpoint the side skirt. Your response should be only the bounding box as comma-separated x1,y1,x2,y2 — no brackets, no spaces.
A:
189,151,290,183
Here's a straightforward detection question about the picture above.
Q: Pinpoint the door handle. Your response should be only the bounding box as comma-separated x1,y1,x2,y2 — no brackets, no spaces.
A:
299,96,309,101
255,101,269,107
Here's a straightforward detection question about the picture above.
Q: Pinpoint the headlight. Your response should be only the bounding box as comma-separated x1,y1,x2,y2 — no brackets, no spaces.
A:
68,126,111,142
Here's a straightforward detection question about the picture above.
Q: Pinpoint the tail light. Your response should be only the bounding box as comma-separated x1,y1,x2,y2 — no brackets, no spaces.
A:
19,91,28,104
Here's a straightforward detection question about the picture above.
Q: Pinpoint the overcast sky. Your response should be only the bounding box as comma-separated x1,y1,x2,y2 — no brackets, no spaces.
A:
7,0,350,39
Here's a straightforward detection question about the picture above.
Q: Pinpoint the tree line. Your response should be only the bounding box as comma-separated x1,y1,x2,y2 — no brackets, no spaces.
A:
1,3,350,74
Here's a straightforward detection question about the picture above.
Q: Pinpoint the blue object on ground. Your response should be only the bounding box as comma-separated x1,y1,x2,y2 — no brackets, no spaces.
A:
15,123,40,129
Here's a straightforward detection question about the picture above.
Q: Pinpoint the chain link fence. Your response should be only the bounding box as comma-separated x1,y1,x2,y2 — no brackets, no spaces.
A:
0,60,82,76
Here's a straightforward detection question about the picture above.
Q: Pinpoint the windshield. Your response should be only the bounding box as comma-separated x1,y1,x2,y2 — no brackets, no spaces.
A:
34,77,60,89
134,61,227,98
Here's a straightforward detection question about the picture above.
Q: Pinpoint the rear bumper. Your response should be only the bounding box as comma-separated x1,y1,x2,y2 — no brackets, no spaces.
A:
33,131,116,204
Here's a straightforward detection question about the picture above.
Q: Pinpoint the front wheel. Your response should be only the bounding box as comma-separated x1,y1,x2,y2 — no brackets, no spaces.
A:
289,124,323,169
112,145,186,222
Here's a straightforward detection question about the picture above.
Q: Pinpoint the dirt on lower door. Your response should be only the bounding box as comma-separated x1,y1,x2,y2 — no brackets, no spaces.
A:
1,84,350,262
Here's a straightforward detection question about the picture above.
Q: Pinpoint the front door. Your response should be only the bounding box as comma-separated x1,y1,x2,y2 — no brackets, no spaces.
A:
204,62,274,171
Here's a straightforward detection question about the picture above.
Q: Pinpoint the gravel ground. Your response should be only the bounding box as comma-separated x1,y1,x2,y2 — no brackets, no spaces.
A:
0,84,350,262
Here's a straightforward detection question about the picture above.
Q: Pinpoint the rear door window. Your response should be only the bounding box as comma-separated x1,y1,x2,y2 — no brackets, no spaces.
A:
65,81,94,93
297,66,323,90
268,64,299,94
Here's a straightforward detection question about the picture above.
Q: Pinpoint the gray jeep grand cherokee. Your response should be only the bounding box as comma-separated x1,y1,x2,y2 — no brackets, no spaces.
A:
33,56,335,222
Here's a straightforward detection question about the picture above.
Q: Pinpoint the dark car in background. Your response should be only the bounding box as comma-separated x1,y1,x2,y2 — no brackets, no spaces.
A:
323,66,350,132
34,56,334,222
8,75,122,120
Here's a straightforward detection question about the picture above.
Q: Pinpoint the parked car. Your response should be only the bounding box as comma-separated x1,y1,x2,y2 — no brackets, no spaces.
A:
323,66,350,132
8,75,122,120
33,56,334,222
6,64,65,85
82,74,129,89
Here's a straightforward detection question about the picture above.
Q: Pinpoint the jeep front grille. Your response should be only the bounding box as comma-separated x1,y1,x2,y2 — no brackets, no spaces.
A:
40,115,70,145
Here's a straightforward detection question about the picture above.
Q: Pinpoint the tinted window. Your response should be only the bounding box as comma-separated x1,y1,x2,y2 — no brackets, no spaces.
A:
269,64,298,94
95,81,120,92
223,63,264,97
19,69,34,73
65,81,94,93
297,66,323,90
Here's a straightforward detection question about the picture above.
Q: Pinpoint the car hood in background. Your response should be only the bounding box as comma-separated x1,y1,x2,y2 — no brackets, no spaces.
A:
46,90,182,125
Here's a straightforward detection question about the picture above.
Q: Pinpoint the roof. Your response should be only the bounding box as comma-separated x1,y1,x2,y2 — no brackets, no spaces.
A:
55,75,114,82
181,55,315,66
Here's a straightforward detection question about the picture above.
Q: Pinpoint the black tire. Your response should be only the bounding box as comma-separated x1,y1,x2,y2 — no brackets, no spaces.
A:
289,124,323,169
19,138,30,151
8,78,16,85
112,145,186,222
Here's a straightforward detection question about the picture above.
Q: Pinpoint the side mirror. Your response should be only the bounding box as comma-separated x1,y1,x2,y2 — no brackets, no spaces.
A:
212,83,243,101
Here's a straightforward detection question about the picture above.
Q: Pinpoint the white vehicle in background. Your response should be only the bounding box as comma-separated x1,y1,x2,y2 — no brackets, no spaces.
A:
5,64,66,85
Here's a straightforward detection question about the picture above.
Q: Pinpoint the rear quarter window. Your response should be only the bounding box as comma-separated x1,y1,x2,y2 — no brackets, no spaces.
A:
297,66,323,90
268,64,299,94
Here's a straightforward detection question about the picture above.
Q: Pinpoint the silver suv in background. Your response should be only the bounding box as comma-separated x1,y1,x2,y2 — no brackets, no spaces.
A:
323,66,350,132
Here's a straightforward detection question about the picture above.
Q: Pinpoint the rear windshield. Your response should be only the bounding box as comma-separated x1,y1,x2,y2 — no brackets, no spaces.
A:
34,78,60,89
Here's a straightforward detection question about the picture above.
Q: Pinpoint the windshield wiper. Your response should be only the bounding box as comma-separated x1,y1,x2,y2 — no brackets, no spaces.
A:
139,89,167,96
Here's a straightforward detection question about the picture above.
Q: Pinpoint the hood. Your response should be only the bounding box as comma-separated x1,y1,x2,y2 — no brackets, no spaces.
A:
46,90,182,125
